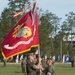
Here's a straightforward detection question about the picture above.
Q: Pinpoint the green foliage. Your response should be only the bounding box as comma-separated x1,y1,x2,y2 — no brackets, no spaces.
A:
39,10,61,56
39,14,52,54
59,12,75,56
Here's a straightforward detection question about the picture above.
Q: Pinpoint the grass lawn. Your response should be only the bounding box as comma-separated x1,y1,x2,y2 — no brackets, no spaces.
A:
0,63,23,75
0,62,75,75
55,63,75,75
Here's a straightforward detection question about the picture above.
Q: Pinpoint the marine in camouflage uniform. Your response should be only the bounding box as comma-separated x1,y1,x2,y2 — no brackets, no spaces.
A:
26,53,40,75
44,58,55,75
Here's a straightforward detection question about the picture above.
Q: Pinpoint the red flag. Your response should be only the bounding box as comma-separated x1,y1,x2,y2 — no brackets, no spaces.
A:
2,11,39,59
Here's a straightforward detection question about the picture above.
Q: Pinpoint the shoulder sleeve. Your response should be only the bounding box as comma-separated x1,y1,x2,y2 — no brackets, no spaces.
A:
48,65,55,73
30,62,36,70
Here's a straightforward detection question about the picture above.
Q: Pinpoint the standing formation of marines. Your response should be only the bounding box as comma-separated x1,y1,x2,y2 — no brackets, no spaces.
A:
21,53,55,75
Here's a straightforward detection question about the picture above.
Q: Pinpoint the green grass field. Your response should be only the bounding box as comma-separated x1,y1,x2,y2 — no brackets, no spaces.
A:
55,63,75,75
0,62,75,75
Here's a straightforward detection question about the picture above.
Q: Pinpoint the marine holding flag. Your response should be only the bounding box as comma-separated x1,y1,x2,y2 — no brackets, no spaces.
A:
2,2,39,59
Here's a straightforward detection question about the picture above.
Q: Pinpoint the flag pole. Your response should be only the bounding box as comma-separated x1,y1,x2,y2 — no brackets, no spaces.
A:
38,46,42,75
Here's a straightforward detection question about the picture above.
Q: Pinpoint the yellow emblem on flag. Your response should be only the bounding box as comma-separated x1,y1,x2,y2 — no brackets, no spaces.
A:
12,24,32,38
